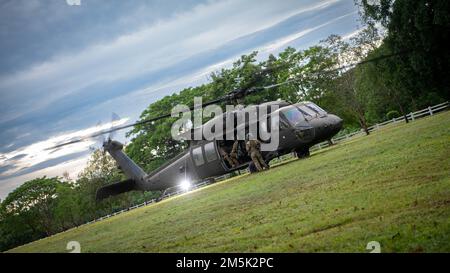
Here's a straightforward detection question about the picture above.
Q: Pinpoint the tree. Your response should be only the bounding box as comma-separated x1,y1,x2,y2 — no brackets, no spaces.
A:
52,184,82,229
337,69,372,135
321,28,382,135
358,0,450,103
76,149,130,218
354,43,414,124
0,177,64,237
0,203,37,251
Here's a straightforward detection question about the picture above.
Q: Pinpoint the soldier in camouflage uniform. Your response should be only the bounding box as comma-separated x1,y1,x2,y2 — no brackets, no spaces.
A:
229,140,240,167
245,134,269,171
219,144,239,168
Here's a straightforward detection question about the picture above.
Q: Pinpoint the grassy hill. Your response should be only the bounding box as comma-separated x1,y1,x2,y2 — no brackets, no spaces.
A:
9,111,450,253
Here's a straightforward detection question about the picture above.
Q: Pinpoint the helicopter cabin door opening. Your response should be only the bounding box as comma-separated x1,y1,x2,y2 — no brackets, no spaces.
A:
217,140,251,170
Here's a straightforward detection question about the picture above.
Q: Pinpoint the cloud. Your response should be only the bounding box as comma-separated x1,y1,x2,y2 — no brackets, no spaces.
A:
261,11,358,53
0,0,212,74
0,151,89,181
0,0,337,124
86,0,358,102
0,155,89,199
0,117,128,178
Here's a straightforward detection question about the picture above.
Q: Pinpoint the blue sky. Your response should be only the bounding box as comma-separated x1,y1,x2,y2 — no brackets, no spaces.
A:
0,0,362,199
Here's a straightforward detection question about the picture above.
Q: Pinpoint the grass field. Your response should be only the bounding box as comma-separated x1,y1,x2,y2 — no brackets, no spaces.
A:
9,111,450,253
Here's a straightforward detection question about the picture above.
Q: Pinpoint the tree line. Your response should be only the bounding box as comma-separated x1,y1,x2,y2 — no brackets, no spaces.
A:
1,0,448,251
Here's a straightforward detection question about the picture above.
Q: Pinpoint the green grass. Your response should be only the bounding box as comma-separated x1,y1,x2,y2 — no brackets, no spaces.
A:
8,111,450,253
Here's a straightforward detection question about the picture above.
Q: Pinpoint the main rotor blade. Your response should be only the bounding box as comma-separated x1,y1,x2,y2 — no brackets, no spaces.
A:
48,50,411,150
50,138,87,149
47,66,284,150
108,112,121,140
46,98,225,150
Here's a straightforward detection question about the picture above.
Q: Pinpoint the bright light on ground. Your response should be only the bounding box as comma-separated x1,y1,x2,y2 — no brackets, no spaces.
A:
179,179,191,191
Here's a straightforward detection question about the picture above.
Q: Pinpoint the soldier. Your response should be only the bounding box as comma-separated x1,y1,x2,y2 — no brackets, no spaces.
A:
245,133,269,172
218,143,239,168
229,140,240,167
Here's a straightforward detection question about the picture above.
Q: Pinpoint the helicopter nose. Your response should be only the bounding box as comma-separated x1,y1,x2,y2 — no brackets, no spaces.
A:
329,114,343,131
335,115,344,129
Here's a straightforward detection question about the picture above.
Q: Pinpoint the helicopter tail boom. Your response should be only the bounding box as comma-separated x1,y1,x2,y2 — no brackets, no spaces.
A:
103,140,147,184
96,179,136,200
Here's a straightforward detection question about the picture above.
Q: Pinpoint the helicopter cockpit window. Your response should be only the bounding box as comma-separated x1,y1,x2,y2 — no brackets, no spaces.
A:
297,105,317,117
204,142,217,162
192,147,205,166
271,115,287,129
270,110,289,129
281,107,305,126
306,103,327,115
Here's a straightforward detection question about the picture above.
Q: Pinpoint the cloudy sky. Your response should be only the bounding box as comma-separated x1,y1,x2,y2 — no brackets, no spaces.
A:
0,0,362,199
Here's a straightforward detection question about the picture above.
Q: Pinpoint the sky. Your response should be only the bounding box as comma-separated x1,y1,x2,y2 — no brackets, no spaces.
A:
0,0,363,199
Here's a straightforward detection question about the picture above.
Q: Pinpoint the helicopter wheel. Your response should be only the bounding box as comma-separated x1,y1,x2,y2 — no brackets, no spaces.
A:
295,147,310,159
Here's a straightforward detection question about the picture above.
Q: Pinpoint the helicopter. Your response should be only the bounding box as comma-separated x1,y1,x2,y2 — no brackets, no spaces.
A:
50,68,343,201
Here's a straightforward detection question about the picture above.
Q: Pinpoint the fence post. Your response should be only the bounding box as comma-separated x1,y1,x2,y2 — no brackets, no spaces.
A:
410,112,415,121
428,106,433,115
318,143,322,149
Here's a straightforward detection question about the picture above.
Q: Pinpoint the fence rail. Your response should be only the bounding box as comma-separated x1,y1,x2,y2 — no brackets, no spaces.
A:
310,101,449,152
79,101,449,227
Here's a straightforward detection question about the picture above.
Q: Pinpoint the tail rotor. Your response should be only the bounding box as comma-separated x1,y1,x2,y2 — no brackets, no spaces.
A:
88,121,106,152
102,112,121,154
108,112,120,141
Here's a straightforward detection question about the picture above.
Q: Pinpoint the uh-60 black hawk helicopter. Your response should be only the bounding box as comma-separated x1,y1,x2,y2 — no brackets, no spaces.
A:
51,69,343,201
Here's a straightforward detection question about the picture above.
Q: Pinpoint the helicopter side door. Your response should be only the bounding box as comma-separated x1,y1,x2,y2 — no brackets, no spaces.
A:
190,141,228,179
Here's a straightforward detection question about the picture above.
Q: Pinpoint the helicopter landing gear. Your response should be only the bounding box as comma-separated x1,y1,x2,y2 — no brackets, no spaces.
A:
248,160,270,173
156,188,172,202
248,162,258,173
156,190,166,202
295,147,310,159
327,139,334,146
